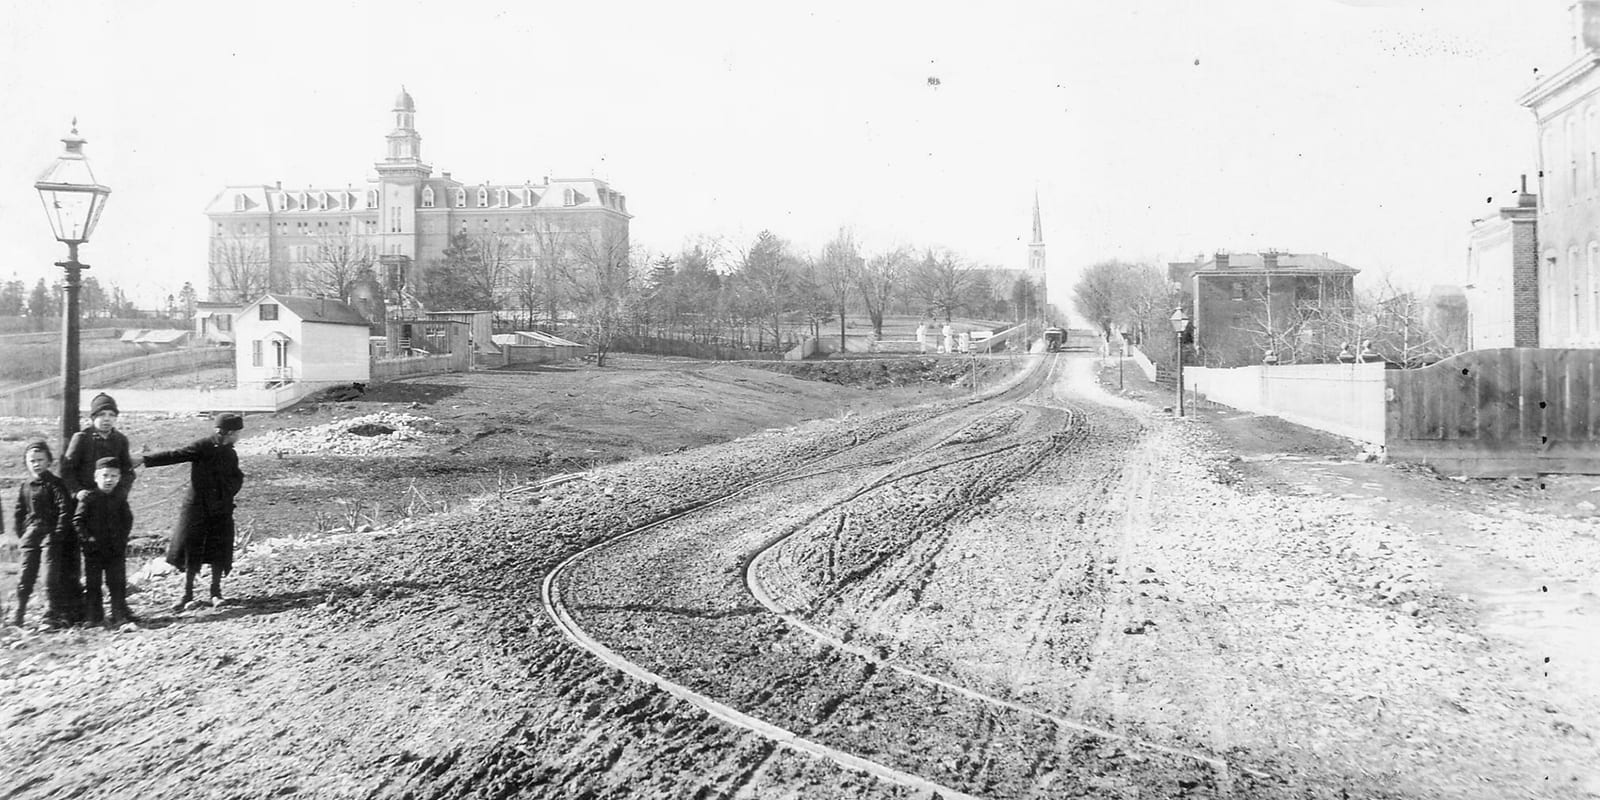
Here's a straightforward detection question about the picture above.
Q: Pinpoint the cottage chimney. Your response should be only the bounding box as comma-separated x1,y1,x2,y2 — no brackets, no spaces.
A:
1518,173,1537,207
1215,251,1230,270
442,171,451,181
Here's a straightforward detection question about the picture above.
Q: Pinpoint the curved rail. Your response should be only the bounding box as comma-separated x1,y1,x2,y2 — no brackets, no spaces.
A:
541,353,1247,795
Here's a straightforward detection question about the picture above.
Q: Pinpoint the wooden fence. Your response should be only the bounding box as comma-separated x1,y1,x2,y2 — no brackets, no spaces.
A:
1385,348,1600,476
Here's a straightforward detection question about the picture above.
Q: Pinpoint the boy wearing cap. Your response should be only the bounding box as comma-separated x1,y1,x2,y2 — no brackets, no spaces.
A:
12,440,72,627
75,457,137,626
141,413,246,611
63,392,137,504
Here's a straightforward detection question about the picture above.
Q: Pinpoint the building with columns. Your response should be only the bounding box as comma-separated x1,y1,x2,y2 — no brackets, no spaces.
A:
203,88,630,318
1518,1,1600,347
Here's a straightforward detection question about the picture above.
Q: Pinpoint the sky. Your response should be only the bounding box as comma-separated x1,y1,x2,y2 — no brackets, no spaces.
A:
0,1,1577,313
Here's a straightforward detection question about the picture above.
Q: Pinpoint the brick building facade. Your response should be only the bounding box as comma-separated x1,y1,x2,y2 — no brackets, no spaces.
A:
1518,0,1600,347
1170,251,1359,367
203,89,630,316
1465,182,1540,348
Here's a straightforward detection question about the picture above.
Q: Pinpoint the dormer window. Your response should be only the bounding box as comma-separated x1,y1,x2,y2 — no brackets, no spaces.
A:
299,192,309,210
367,190,379,209
563,188,577,207
497,189,509,207
274,193,287,212
234,194,247,212
422,187,435,208
318,192,329,211
477,187,489,207
525,189,539,207
454,188,466,208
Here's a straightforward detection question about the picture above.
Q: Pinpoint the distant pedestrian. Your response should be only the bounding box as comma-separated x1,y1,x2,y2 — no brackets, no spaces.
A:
12,440,73,628
916,322,929,354
141,413,246,611
941,323,954,355
75,457,137,627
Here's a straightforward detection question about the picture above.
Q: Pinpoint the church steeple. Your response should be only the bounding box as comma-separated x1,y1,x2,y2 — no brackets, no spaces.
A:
1027,191,1046,292
1031,190,1043,245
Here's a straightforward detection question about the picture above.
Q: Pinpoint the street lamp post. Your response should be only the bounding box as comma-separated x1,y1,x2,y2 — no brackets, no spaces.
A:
1170,308,1189,417
35,121,111,448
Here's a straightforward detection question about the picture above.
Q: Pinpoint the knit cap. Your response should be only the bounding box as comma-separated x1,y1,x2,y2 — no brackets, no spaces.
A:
89,393,119,417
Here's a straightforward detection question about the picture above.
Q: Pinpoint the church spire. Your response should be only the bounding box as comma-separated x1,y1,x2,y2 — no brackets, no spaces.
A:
1031,189,1043,245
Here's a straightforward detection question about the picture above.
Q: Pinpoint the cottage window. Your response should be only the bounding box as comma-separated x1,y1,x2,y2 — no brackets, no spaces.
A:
218,314,232,332
251,340,264,367
260,303,279,321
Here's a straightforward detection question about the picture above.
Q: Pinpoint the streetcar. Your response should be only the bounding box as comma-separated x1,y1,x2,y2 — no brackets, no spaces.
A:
1043,327,1066,352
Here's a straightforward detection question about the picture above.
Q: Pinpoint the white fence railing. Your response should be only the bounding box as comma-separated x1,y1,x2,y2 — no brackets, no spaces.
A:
1185,363,1388,445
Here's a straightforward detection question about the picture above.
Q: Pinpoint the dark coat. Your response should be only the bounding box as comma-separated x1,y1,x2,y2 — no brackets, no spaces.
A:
144,434,244,574
14,471,69,550
74,488,133,558
61,427,137,501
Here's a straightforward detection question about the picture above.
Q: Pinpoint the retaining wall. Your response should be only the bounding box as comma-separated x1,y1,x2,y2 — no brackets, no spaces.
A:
1186,363,1388,445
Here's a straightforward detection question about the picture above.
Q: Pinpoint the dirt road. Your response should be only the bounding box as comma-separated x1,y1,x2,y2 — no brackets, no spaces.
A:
2,353,1597,798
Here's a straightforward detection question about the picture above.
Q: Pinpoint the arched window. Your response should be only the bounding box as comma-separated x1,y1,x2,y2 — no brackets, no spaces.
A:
421,187,435,208
275,193,287,212
367,190,378,209
234,194,247,212
1544,131,1558,205
563,188,576,207
497,189,508,207
477,188,489,207
454,188,466,208
1543,249,1558,343
1569,245,1583,339
1590,242,1600,342
1570,118,1582,201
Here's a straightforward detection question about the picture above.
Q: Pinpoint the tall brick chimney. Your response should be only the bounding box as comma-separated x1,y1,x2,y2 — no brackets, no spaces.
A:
1215,251,1230,270
1509,174,1541,347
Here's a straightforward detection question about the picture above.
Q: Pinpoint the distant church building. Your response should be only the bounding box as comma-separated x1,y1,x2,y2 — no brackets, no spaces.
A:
1028,191,1047,301
203,88,631,318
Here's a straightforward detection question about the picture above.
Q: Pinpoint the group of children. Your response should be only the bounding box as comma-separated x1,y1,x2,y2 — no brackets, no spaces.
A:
4,393,248,629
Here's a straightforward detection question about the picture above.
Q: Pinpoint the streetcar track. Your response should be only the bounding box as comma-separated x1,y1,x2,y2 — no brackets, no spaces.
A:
541,352,1244,796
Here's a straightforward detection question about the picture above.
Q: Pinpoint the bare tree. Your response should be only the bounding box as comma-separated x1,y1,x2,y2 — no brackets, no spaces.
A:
859,246,910,338
818,228,863,351
558,231,637,366
209,233,271,303
909,248,974,323
305,227,375,299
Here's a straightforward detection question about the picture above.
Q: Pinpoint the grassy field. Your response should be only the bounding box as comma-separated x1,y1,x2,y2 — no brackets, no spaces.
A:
0,338,157,389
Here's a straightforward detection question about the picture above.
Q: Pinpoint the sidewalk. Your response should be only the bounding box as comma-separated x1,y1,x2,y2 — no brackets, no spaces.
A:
1095,355,1600,796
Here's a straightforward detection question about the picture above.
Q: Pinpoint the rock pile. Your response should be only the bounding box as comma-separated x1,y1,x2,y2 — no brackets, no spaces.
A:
237,412,443,457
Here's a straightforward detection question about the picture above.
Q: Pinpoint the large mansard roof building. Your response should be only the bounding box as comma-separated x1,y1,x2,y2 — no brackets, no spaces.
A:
203,88,630,305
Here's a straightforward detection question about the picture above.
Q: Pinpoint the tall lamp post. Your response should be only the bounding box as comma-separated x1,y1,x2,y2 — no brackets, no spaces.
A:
35,121,112,448
1170,307,1189,417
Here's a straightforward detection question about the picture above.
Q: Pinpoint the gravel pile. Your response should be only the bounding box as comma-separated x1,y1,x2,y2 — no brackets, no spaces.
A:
236,411,444,456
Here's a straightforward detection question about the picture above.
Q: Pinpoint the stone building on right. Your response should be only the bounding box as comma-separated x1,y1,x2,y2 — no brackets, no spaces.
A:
1517,0,1600,347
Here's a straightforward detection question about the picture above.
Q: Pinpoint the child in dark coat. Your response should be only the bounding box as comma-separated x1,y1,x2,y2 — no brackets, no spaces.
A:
75,457,137,626
62,392,137,504
12,440,73,628
142,413,245,611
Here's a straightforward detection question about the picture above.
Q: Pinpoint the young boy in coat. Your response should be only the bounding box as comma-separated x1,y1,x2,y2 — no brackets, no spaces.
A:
62,392,137,504
12,440,73,628
142,412,245,611
75,457,137,626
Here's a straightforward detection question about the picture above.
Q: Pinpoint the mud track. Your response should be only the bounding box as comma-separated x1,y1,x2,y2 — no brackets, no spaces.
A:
548,355,1261,798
